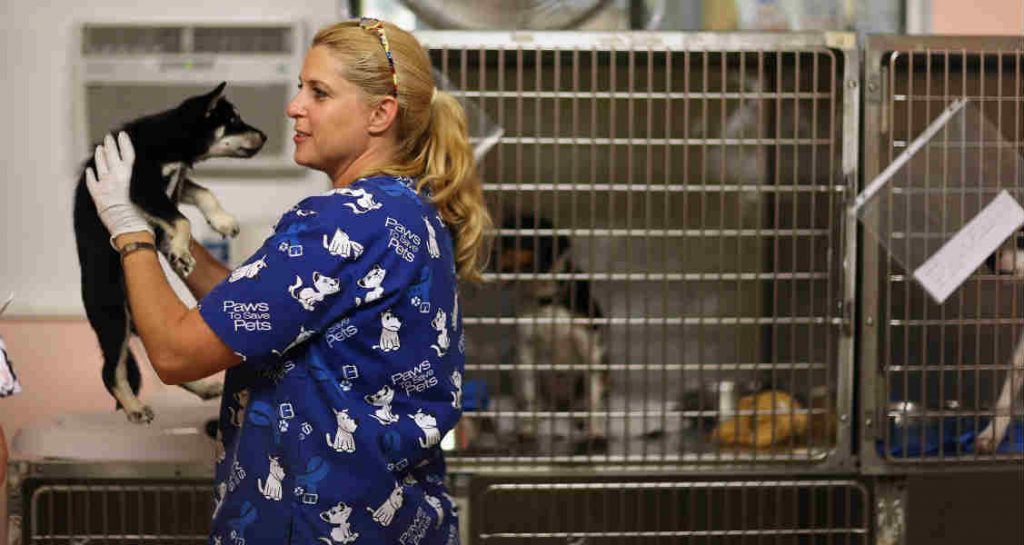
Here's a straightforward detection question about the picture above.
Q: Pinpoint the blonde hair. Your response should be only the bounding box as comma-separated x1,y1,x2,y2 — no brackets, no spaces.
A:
312,20,492,282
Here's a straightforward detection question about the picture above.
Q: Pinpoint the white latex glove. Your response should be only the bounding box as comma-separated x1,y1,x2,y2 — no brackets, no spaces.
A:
85,132,153,246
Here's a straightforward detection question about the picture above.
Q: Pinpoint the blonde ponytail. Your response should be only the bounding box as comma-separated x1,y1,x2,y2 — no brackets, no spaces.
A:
413,90,491,283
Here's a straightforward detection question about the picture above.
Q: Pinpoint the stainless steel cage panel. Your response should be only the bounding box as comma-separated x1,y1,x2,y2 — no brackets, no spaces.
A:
9,462,473,544
9,462,213,545
419,32,859,471
469,477,869,544
861,36,1024,471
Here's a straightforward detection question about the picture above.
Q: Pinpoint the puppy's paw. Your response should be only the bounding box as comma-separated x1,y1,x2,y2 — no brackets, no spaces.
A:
168,248,196,278
974,422,1005,453
126,405,155,424
207,210,240,239
974,434,997,453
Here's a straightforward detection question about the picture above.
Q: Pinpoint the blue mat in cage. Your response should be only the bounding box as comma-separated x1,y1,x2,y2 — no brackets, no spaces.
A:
877,418,1024,457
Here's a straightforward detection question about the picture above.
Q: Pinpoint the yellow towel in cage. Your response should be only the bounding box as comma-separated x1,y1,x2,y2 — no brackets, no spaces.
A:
712,390,809,450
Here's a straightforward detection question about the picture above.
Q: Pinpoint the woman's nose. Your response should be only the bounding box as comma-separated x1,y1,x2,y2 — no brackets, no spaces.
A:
286,95,303,118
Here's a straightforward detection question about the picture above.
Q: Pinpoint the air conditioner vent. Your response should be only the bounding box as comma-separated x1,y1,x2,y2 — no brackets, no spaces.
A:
82,25,184,54
193,26,294,54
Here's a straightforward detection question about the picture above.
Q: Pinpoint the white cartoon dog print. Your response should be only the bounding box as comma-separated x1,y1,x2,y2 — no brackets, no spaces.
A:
273,325,315,357
355,265,386,306
228,255,267,283
424,216,440,258
450,370,462,409
425,495,445,529
318,501,360,544
323,228,364,260
325,409,358,453
257,455,285,501
212,481,228,520
430,309,450,357
229,389,250,428
374,310,402,353
289,272,341,311
410,409,441,448
332,187,382,215
365,385,400,425
442,492,460,518
367,482,404,527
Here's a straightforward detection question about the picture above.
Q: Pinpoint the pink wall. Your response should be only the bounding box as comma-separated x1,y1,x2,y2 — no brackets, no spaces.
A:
0,320,169,449
931,0,1024,34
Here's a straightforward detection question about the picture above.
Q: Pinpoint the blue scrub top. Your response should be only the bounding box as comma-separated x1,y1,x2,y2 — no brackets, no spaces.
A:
199,175,463,545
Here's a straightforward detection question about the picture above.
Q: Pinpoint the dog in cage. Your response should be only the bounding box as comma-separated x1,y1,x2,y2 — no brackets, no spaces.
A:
976,230,1024,453
496,213,609,454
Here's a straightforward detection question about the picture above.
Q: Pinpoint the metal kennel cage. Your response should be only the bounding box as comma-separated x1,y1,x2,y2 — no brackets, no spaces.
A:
418,31,860,471
8,462,214,545
469,476,870,544
860,36,1024,470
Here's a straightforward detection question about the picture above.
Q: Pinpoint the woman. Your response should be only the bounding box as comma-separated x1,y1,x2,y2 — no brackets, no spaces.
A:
85,18,489,544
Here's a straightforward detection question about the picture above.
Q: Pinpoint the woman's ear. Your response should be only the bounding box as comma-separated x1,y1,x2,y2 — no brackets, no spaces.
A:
367,95,399,136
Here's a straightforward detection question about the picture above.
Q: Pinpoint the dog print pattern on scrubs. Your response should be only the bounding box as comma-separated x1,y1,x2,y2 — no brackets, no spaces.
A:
198,176,463,544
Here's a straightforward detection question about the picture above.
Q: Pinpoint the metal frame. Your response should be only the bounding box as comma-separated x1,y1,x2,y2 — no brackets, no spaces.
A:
468,474,871,544
418,30,860,474
860,35,1024,474
7,461,214,545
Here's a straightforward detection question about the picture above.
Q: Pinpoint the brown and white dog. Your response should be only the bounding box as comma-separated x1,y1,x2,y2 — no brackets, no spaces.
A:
496,214,609,453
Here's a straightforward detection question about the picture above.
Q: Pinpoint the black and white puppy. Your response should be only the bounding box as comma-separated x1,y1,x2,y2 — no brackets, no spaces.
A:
73,82,266,423
977,230,1024,452
496,213,609,453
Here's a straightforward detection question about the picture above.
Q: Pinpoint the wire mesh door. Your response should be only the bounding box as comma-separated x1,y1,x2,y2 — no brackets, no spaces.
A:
470,477,869,544
421,32,858,470
861,36,1024,468
26,480,212,544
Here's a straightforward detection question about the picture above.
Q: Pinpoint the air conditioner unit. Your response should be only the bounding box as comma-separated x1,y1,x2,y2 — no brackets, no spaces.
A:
75,21,306,174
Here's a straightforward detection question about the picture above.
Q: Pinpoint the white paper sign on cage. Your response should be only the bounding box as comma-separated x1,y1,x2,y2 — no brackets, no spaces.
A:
433,68,504,162
852,98,1024,304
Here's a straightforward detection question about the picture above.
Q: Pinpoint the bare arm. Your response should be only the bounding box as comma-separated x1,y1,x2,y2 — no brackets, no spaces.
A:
116,232,241,384
183,238,231,300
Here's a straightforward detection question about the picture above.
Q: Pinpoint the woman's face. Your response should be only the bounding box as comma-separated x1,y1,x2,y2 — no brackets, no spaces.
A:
286,46,374,179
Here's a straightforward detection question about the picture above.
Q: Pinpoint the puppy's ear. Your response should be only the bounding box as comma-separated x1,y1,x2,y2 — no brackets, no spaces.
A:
204,82,228,117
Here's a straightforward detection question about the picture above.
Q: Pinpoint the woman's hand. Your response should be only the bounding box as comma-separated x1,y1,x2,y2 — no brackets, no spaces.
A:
85,132,153,246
